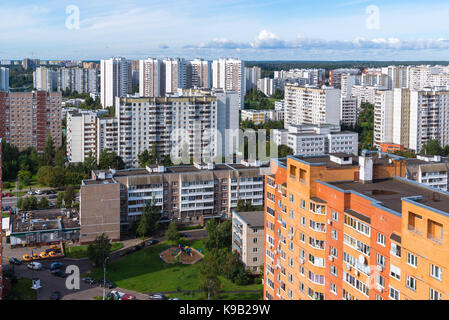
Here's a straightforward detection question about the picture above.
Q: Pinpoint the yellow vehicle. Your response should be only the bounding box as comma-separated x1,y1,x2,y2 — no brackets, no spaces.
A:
23,254,31,261
49,245,59,250
48,251,57,257
32,253,39,260
39,252,49,259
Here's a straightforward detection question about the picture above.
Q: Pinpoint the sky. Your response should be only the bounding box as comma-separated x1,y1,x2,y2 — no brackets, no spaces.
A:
2,0,449,61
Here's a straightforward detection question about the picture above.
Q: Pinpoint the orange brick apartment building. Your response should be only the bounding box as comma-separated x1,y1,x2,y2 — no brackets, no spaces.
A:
264,151,449,300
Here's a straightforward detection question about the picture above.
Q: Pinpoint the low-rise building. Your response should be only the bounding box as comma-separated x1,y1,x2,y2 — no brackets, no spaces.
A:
80,162,269,241
232,210,264,274
282,124,358,156
9,208,80,247
241,109,277,125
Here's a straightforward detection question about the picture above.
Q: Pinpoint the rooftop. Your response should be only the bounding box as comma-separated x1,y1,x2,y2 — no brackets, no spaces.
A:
233,211,265,228
10,208,80,234
328,177,449,215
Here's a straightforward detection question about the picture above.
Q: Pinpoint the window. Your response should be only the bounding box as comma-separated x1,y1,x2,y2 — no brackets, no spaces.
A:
331,229,338,240
299,169,307,182
389,286,400,300
344,215,370,236
407,252,417,268
377,233,386,246
376,254,385,267
332,210,338,222
408,212,422,235
430,288,442,300
406,276,417,291
390,264,401,281
300,200,306,210
301,216,306,226
330,283,337,295
290,194,294,203
430,264,442,281
391,242,401,258
330,246,338,258
427,219,443,244
330,265,337,277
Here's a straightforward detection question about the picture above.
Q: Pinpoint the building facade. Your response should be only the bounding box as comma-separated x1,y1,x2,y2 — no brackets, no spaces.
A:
0,68,9,92
232,210,265,274
284,85,341,127
100,57,132,108
0,91,62,152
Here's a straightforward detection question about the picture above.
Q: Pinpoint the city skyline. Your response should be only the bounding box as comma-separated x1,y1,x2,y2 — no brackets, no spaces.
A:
2,0,449,60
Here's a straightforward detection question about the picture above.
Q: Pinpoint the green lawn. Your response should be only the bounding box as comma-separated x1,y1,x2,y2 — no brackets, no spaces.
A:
166,291,263,300
88,240,262,298
4,278,37,300
64,242,124,259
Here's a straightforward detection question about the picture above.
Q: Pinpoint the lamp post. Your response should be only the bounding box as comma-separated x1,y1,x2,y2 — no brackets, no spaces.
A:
102,252,109,300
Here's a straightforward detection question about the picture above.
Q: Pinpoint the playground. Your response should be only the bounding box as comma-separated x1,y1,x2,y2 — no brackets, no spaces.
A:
160,244,204,265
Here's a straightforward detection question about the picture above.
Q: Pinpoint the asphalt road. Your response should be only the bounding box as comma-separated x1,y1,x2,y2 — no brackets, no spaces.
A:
6,258,94,300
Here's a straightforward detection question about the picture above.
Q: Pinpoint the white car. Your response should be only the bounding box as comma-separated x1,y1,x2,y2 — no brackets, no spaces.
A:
27,262,42,270
35,190,42,195
27,191,35,195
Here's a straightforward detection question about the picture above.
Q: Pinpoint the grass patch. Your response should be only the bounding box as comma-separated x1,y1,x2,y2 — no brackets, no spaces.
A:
177,224,203,231
87,240,262,296
166,291,263,300
64,242,124,259
4,278,37,300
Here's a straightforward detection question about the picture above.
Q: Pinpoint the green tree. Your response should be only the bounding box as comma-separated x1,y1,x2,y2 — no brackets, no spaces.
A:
143,198,162,236
165,221,180,243
38,196,50,209
43,134,55,166
98,150,125,170
138,149,151,167
83,151,97,173
136,212,149,239
199,249,222,299
17,170,32,190
204,219,219,251
278,145,294,158
56,192,64,208
87,234,112,267
64,186,76,208
420,140,444,156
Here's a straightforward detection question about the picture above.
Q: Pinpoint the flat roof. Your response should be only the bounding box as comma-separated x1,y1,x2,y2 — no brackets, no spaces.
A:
234,211,265,228
290,155,359,168
328,177,449,214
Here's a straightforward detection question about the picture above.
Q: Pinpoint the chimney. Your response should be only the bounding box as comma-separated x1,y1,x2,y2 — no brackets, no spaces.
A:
359,150,373,183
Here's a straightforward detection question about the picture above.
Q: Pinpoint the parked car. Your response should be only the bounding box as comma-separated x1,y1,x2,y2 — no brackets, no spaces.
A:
35,190,42,195
50,262,63,270
148,293,165,300
27,190,35,195
82,277,97,285
27,262,42,270
99,279,116,289
9,257,22,265
51,269,68,278
146,239,159,246
4,193,13,197
50,291,61,300
169,298,180,300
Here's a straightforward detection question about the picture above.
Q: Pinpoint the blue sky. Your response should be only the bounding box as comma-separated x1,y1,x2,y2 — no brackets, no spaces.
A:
2,0,449,60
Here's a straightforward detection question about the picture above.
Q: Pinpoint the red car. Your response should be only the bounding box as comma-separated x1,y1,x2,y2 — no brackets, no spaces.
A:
4,193,13,197
121,294,136,300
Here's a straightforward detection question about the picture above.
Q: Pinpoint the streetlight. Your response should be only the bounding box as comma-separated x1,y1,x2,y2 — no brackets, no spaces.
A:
102,253,110,300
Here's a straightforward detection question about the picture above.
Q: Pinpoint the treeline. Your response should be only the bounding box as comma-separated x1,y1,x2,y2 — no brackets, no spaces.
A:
342,102,375,153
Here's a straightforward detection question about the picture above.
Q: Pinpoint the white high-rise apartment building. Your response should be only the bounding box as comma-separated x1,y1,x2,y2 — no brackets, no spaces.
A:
0,67,9,91
409,89,449,153
67,110,98,163
245,66,261,91
352,85,381,108
373,90,394,147
257,78,274,96
57,67,98,94
190,59,211,89
163,58,188,94
284,85,341,127
381,66,408,90
33,67,58,92
340,97,358,127
392,88,411,148
212,58,245,109
139,58,162,97
100,57,132,108
341,73,357,98
115,93,217,166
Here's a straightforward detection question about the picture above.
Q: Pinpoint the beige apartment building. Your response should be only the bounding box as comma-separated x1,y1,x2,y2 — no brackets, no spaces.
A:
232,210,265,274
80,162,269,241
